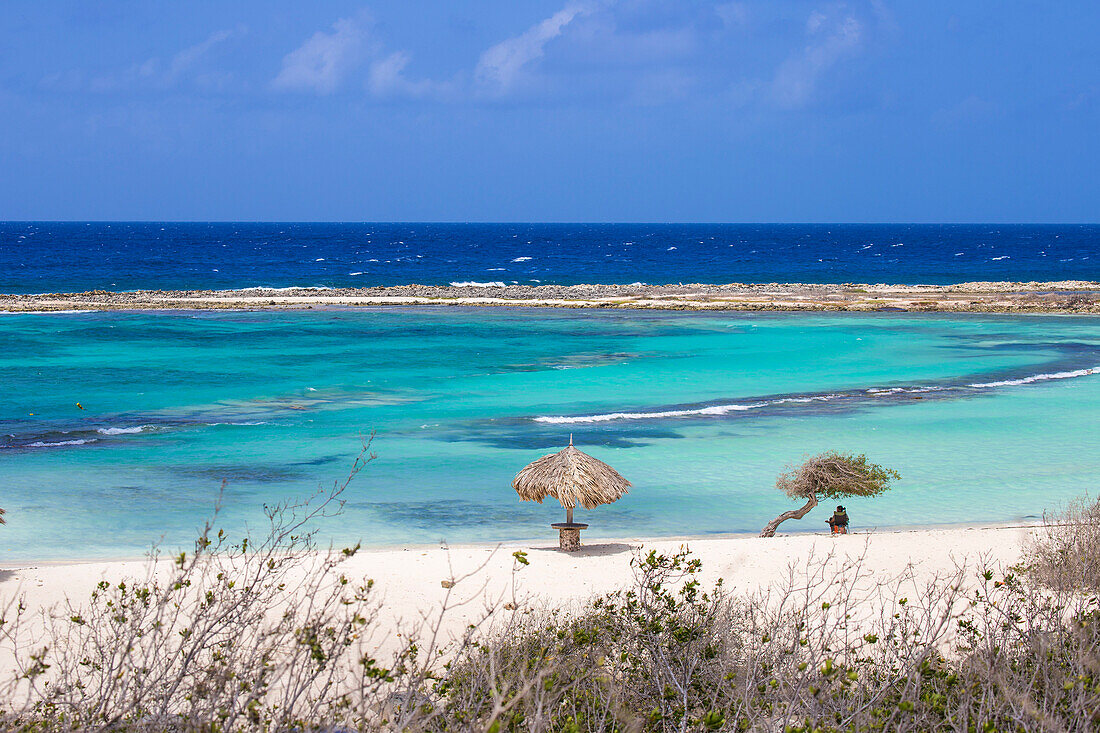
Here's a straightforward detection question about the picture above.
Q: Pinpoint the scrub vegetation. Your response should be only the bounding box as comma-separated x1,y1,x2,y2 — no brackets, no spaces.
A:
1,448,1098,732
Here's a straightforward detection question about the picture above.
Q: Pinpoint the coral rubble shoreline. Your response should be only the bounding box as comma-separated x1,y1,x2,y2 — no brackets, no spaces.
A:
2,280,1099,314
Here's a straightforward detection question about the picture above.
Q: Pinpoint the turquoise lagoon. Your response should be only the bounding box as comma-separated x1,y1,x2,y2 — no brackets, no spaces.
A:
1,307,1098,561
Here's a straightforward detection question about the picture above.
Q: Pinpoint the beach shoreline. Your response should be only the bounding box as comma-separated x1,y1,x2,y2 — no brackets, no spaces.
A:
0,518,1043,569
3,280,1099,314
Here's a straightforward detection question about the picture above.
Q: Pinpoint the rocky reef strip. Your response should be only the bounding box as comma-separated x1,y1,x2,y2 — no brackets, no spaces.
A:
3,281,1099,314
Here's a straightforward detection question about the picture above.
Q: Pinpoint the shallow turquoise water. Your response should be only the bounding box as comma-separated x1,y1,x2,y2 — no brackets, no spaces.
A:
1,308,1098,561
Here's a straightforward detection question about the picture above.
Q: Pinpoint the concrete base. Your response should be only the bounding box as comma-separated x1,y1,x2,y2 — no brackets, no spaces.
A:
551,522,589,552
558,527,581,551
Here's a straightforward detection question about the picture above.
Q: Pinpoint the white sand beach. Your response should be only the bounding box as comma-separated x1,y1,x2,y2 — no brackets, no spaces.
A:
0,523,1037,678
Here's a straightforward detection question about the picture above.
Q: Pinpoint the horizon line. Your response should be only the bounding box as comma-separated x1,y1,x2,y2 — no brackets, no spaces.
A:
3,220,1099,227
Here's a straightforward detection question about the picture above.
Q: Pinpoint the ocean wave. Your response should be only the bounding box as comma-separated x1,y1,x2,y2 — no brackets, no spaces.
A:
511,256,533,262
223,286,334,293
866,386,947,396
1,309,95,315
534,365,1100,424
969,366,1099,388
449,281,507,287
534,395,836,424
26,438,97,448
96,425,154,435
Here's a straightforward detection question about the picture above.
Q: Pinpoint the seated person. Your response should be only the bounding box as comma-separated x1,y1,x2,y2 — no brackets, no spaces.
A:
826,505,849,534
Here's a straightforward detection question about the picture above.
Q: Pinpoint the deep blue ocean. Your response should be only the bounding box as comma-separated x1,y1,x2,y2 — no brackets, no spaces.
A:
2,222,1098,293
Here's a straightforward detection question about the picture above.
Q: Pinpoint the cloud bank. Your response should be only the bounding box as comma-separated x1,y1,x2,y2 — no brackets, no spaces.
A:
474,5,592,93
772,9,864,108
272,15,369,94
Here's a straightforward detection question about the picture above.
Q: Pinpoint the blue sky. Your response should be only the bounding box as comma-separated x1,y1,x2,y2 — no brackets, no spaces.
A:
1,1,1098,222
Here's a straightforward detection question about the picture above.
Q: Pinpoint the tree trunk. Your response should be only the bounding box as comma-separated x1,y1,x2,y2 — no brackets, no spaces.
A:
759,493,818,538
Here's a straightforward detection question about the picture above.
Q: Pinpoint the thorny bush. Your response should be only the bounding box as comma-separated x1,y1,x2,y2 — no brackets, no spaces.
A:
1,445,1099,731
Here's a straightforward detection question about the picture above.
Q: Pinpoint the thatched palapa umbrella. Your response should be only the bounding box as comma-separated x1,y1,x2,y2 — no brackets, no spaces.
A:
512,436,631,551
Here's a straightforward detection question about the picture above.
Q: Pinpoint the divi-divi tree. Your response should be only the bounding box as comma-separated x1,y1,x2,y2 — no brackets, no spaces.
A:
760,452,899,538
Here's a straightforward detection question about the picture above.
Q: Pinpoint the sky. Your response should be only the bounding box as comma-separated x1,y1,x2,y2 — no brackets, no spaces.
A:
1,1,1098,222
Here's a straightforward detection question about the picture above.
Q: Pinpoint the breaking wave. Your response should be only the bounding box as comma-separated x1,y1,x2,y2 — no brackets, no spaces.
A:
96,425,155,435
534,396,836,424
969,366,1099,388
533,365,1100,424
223,286,334,293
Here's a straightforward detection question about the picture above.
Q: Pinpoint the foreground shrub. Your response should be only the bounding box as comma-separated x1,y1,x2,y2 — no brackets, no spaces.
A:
1027,495,1100,594
1,448,1099,731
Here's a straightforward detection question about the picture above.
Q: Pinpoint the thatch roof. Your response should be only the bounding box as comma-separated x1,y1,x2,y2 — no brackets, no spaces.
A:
512,439,631,510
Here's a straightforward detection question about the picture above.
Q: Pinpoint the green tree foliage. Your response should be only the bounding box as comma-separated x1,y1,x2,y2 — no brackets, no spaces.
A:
761,451,899,537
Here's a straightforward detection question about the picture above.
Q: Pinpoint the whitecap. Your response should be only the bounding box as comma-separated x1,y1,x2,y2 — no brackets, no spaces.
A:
348,271,365,276
970,366,1099,389
450,281,507,287
511,256,533,262
27,439,97,448
96,425,153,436
14,309,95,315
990,256,1010,261
535,401,771,424
224,286,333,293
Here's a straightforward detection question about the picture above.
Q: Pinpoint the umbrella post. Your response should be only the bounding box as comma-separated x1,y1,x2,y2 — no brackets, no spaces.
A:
566,506,573,524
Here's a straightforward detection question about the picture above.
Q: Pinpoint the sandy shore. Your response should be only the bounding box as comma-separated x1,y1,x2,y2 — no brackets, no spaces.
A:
0,524,1037,677
3,281,1099,314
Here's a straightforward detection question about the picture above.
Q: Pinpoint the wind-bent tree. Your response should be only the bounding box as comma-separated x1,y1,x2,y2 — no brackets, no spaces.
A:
760,451,899,538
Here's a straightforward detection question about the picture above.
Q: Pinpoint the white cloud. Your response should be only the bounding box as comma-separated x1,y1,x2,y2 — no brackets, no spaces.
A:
771,9,863,108
168,29,237,80
475,4,591,93
368,51,453,99
83,27,243,93
368,52,411,95
272,15,369,94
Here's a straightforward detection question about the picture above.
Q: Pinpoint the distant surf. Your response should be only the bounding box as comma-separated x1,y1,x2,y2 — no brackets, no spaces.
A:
533,365,1100,424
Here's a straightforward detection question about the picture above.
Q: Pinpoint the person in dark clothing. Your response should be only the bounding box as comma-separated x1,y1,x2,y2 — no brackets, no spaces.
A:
827,505,849,534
